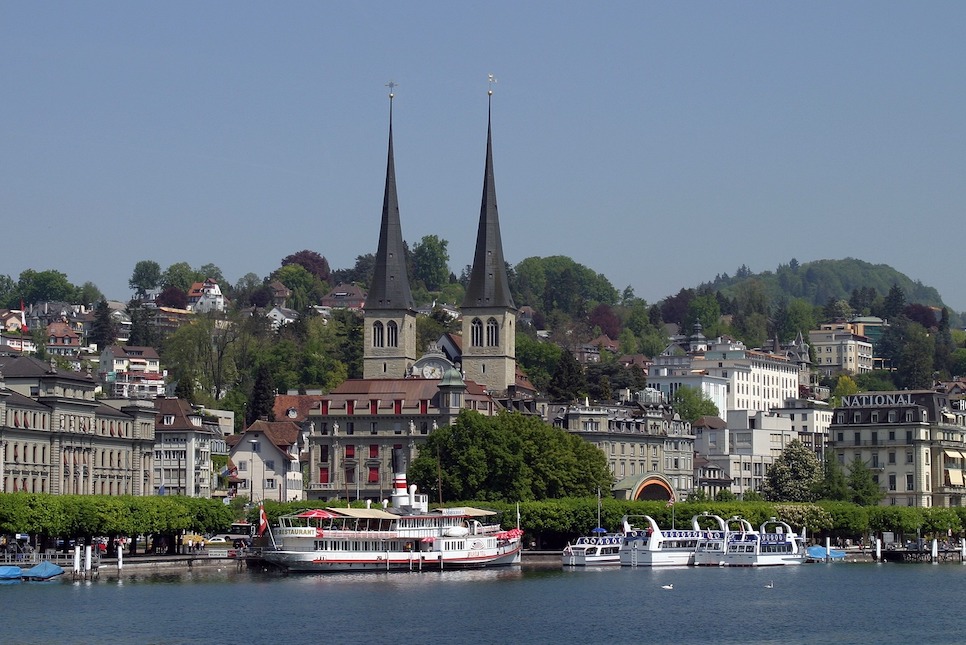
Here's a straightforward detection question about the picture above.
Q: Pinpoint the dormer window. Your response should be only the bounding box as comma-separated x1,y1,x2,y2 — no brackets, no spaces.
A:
163,415,175,425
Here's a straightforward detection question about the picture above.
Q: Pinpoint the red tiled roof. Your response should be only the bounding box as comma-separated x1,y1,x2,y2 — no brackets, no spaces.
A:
273,394,324,423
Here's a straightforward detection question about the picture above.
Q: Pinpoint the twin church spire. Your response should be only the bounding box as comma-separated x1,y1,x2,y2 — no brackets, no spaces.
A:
363,81,516,393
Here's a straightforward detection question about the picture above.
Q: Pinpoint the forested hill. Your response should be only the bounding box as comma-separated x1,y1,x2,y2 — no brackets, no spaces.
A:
699,258,946,310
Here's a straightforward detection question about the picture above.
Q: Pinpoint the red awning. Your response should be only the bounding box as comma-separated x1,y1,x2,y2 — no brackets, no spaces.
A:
296,509,341,519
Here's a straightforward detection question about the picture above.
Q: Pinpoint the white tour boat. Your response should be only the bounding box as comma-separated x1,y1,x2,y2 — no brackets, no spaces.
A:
261,458,523,573
690,513,732,566
562,533,624,566
562,489,623,566
717,517,805,567
618,514,706,567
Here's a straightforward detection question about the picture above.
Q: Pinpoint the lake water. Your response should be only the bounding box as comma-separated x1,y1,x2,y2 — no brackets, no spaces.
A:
2,561,963,644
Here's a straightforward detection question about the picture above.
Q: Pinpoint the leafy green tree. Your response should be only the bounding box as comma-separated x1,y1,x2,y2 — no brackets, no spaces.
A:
17,269,78,304
854,371,896,391
411,235,450,291
730,279,770,347
516,333,562,393
408,410,612,502
281,250,330,283
129,260,162,298
847,457,885,506
272,263,326,312
330,253,376,288
89,300,117,350
761,440,822,502
670,386,719,422
198,263,225,285
830,374,859,407
684,292,722,337
547,349,585,402
162,262,202,293
77,281,104,305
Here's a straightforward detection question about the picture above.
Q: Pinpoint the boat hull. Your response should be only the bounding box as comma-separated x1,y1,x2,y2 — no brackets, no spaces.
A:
264,544,522,573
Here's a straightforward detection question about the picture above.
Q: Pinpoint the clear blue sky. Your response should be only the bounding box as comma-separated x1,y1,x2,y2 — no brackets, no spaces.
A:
3,2,965,309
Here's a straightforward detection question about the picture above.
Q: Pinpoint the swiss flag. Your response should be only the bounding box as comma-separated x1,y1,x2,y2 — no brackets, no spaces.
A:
19,299,28,334
257,504,269,536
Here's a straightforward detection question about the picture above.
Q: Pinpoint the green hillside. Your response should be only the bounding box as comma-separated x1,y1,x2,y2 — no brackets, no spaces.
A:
700,258,946,310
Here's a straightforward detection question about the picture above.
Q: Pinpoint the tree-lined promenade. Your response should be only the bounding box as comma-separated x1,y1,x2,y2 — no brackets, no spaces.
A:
4,492,955,555
0,494,234,556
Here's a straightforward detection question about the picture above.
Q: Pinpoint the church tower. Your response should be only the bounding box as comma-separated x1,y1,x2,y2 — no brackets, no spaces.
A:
363,87,417,379
460,85,517,394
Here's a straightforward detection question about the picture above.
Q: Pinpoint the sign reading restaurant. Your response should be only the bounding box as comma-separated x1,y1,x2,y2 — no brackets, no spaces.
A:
841,393,913,407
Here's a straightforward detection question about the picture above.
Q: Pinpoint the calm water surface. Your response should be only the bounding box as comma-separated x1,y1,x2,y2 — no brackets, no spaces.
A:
3,562,964,644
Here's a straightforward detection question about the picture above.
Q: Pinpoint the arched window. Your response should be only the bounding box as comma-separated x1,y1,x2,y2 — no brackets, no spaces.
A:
486,318,499,347
372,321,384,348
471,318,484,347
387,321,398,347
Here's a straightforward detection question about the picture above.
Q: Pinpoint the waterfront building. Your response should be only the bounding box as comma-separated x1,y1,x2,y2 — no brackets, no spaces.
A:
0,354,156,495
828,390,966,507
152,397,221,497
547,395,694,501
228,419,307,502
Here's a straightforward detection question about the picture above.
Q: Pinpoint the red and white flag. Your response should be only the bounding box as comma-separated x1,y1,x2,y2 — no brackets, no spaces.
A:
19,300,28,334
257,504,269,536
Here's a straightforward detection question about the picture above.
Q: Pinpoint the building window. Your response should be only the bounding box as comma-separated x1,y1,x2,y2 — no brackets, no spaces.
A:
471,318,483,347
906,473,914,491
486,318,499,347
387,321,398,348
889,474,897,491
372,322,384,348
906,451,913,464
369,445,379,459
345,445,355,459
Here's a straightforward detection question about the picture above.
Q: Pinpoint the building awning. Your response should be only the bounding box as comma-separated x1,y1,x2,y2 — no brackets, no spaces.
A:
949,469,964,487
943,450,962,462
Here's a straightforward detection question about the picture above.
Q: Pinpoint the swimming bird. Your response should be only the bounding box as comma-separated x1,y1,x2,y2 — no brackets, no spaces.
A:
765,581,774,589
661,584,673,590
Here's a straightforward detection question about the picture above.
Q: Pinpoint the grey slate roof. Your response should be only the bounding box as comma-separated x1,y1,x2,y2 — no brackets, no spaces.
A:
365,98,414,312
463,98,515,310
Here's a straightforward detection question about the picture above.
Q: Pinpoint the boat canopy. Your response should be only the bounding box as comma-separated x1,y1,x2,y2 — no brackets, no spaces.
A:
437,507,497,517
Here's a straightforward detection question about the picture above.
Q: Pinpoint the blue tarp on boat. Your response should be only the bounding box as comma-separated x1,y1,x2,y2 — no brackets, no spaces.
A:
806,545,846,561
22,561,65,580
0,565,24,580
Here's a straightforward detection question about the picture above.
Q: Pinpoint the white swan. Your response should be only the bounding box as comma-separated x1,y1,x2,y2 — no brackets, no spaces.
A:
764,581,774,589
661,584,673,590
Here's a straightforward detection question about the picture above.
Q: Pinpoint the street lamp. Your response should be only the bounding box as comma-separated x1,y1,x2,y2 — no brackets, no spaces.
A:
249,439,264,503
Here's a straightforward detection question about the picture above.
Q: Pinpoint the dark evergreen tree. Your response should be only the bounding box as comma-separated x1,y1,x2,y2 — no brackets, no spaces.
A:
881,283,906,320
547,349,585,402
814,451,849,501
89,300,117,350
246,363,276,427
126,300,159,348
847,457,885,506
